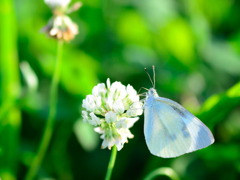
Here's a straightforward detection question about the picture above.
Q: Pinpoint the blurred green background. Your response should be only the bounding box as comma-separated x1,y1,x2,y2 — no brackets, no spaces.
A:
1,0,240,179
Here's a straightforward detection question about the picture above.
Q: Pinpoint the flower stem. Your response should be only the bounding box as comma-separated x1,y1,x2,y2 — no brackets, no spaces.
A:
25,40,64,180
105,146,117,180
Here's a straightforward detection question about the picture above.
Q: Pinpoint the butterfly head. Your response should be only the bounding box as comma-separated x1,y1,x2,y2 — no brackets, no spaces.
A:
147,88,159,97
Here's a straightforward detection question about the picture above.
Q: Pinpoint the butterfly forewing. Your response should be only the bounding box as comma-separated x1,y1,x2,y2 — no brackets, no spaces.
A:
144,97,192,158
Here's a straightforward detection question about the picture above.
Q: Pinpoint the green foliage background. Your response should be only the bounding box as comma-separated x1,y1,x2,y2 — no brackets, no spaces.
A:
1,0,240,179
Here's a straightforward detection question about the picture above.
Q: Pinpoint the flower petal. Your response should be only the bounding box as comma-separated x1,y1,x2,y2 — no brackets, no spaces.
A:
105,111,117,123
113,100,125,114
89,112,101,126
126,102,143,116
92,83,106,96
82,110,89,122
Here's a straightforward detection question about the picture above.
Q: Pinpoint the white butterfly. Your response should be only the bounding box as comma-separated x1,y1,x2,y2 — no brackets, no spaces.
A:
144,67,214,158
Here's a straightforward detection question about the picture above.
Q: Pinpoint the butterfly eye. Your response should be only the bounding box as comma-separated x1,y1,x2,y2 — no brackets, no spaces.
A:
148,88,157,96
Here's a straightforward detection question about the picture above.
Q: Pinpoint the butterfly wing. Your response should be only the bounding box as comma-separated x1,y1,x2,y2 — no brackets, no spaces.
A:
144,97,192,158
157,97,214,153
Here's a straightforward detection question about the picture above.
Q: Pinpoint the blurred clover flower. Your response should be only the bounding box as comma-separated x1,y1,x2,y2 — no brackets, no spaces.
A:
82,79,143,151
45,0,71,9
43,0,82,41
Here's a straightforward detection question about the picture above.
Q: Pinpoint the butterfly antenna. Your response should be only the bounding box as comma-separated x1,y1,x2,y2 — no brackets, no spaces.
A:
138,87,149,94
152,65,156,88
144,67,154,87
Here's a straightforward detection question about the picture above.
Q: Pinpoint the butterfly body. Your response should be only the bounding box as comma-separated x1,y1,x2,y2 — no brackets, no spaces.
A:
144,88,214,158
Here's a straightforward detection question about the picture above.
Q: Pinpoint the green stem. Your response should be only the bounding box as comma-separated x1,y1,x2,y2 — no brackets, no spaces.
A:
24,40,64,180
105,146,117,180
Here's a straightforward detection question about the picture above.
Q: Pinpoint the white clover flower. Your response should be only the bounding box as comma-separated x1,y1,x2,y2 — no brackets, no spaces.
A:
43,0,82,41
45,0,71,9
42,15,78,41
82,78,143,151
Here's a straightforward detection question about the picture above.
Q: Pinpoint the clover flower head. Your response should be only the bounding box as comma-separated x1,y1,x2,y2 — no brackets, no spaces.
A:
44,0,71,9
82,78,143,151
42,15,78,41
43,0,82,41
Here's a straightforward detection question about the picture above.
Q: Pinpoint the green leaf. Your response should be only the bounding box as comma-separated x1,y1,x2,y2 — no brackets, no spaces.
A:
116,10,151,46
198,82,240,128
157,18,195,66
73,119,99,151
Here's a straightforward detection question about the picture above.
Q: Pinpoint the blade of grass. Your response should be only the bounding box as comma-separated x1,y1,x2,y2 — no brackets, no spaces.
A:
0,0,21,179
144,167,180,180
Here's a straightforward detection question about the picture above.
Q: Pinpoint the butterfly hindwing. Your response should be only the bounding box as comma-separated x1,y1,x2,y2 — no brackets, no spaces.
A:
156,97,214,154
